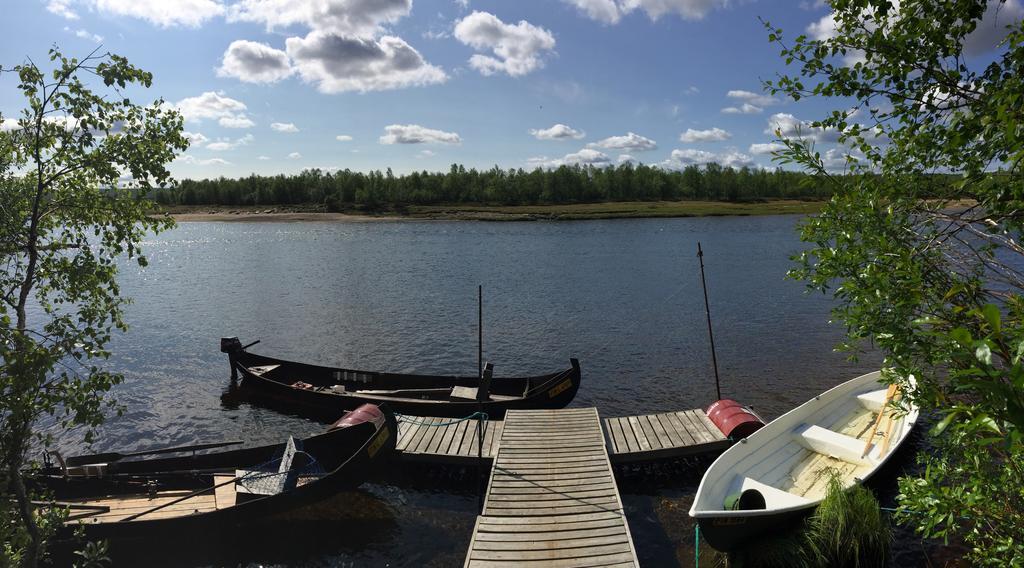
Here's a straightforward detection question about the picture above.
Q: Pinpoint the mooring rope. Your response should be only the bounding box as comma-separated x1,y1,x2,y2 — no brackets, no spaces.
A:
395,412,489,427
694,523,701,567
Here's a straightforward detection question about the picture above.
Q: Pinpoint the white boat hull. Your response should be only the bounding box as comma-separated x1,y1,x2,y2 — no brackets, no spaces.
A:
689,371,919,551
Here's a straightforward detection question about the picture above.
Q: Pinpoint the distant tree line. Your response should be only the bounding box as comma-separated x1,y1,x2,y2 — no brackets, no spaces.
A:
157,163,835,210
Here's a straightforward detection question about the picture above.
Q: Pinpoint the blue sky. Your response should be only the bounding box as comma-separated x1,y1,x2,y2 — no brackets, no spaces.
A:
0,0,1017,179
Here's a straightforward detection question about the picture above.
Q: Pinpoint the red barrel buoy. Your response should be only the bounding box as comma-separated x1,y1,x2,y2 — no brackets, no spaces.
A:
330,404,385,430
705,399,764,440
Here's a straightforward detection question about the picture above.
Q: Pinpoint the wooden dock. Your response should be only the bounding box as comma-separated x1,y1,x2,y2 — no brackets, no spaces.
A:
396,415,504,464
464,408,639,567
603,409,729,463
395,407,729,465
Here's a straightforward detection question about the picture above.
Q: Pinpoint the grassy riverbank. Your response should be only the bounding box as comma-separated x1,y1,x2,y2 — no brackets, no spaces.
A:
162,199,824,222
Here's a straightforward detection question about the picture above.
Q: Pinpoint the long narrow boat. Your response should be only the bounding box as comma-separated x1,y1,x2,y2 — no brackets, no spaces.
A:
35,404,396,541
689,371,919,552
220,338,582,419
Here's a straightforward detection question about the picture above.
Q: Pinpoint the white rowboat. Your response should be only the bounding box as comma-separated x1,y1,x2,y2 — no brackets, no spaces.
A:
689,371,919,551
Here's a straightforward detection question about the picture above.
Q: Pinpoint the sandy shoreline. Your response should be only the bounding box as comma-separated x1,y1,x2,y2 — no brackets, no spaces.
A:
169,211,400,222
161,200,825,222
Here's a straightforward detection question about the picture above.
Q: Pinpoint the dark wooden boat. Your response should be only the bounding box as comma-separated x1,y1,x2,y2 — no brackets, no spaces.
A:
220,338,582,419
34,404,396,541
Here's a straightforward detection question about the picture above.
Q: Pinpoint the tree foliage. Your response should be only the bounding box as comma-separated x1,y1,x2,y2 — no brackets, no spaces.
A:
162,163,831,209
0,48,185,566
765,0,1024,564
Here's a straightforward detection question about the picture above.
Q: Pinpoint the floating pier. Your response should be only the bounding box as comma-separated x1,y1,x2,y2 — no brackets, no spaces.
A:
395,407,730,465
463,408,639,567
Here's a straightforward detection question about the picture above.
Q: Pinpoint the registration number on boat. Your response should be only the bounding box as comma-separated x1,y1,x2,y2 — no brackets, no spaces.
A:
367,426,390,458
547,379,572,398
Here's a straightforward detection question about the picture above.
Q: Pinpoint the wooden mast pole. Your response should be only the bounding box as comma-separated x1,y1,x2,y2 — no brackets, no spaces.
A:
698,242,723,401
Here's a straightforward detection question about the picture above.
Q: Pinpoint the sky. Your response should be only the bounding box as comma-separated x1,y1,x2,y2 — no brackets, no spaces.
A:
0,0,1020,179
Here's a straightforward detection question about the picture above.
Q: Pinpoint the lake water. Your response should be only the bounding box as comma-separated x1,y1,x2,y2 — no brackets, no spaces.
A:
42,215,941,566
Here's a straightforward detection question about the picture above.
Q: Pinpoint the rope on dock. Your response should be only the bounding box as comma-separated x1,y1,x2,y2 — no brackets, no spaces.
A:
395,412,489,427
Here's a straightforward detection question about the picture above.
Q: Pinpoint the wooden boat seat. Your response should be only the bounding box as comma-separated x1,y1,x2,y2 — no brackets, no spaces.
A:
213,474,236,509
794,424,875,466
248,365,279,375
856,388,889,412
727,476,812,509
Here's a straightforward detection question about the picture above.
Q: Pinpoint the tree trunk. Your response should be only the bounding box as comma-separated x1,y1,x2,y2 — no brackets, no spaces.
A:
10,464,40,568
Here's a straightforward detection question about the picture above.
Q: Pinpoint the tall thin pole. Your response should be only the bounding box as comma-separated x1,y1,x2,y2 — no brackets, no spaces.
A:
478,284,483,380
697,242,722,400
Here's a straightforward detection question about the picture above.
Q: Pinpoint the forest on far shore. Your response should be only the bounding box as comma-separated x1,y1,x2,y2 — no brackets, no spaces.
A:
158,163,834,210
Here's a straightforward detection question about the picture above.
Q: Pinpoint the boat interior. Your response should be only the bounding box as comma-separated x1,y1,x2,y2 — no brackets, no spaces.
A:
693,374,917,514
246,363,554,402
54,436,332,525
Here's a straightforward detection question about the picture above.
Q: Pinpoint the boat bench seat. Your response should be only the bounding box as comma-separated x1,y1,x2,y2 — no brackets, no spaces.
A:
728,476,812,509
856,388,889,412
794,423,874,466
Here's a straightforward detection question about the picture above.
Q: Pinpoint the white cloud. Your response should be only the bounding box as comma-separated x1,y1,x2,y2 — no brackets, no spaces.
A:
530,123,585,140
749,142,787,155
219,115,256,128
175,91,248,122
288,151,302,159
618,153,636,163
721,103,763,114
726,89,779,107
227,0,412,37
286,32,447,93
92,0,225,27
589,132,657,152
177,155,231,166
218,40,293,83
765,112,839,142
680,127,731,143
271,122,300,133
0,118,20,132
561,0,729,23
182,131,209,146
964,0,1024,55
258,155,271,160
64,26,103,42
336,134,353,141
454,11,556,77
206,133,253,151
529,147,612,168
562,0,622,24
416,149,436,158
47,0,79,19
685,86,700,94
379,124,461,145
661,148,755,169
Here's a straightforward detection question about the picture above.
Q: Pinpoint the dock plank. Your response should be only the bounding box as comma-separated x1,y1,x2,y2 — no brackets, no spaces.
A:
396,407,732,467
466,408,638,568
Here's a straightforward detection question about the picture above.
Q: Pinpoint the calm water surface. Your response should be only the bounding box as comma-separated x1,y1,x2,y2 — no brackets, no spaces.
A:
44,215,937,566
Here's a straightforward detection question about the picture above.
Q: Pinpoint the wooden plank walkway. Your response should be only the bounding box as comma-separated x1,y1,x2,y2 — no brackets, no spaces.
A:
396,415,504,464
603,409,730,463
395,408,730,466
464,408,639,567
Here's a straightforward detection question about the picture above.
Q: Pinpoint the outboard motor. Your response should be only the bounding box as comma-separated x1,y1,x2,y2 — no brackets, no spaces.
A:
330,404,386,430
705,399,765,440
220,337,243,380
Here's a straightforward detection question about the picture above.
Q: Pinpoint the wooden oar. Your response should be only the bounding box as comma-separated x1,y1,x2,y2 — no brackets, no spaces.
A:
879,388,903,458
65,440,244,467
862,383,897,458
